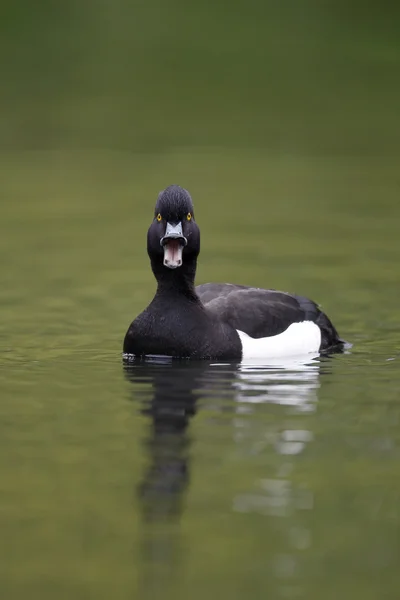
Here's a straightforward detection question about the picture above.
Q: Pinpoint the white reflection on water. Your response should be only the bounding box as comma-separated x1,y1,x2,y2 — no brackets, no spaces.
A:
232,355,320,592
234,353,320,411
231,355,320,460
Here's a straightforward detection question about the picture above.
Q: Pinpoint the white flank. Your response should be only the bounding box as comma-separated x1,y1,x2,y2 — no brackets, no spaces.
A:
237,321,321,361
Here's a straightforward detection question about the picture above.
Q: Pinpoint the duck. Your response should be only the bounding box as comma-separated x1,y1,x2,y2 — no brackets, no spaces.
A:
123,185,345,361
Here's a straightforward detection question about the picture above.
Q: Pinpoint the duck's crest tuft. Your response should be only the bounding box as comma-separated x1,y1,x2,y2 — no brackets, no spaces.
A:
155,185,194,221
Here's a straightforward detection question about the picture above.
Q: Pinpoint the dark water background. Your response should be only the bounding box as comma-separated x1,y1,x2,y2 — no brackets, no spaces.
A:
1,2,400,598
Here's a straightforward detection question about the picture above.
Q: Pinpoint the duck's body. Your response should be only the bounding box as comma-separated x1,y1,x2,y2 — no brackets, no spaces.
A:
123,186,344,361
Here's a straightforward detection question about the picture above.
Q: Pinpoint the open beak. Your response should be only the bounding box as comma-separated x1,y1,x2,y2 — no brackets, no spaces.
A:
160,222,187,269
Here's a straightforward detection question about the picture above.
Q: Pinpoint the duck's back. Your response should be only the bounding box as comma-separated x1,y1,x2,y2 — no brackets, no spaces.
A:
196,283,343,352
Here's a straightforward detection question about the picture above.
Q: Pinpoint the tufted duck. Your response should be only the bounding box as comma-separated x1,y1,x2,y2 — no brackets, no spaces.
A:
123,185,344,361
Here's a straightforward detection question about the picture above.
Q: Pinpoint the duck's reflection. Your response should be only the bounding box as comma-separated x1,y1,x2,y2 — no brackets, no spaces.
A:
125,360,203,521
124,354,324,597
125,359,232,598
125,359,238,518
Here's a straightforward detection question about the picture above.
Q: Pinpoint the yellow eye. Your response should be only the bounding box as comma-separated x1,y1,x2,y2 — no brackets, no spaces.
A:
187,212,192,221
156,213,162,222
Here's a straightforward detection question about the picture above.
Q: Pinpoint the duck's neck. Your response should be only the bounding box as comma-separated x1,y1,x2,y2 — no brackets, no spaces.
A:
151,258,200,302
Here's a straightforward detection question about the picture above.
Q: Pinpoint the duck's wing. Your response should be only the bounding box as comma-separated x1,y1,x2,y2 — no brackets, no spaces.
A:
196,283,342,349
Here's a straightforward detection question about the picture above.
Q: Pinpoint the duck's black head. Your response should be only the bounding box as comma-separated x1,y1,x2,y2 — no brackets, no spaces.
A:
147,185,200,284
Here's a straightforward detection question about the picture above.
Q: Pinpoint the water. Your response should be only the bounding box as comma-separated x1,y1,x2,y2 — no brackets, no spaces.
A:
1,1,400,597
1,149,399,599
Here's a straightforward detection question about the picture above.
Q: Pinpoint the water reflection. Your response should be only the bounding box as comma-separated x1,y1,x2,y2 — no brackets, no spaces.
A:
125,360,234,597
125,355,322,595
125,361,202,521
233,357,320,526
233,358,322,596
125,360,242,517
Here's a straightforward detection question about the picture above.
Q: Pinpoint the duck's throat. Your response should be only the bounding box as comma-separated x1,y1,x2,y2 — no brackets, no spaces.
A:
151,257,198,297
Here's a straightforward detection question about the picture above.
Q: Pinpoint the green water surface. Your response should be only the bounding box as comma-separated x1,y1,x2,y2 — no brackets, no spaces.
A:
1,1,400,599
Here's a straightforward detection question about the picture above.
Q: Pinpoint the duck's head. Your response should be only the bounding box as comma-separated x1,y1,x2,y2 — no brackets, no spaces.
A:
147,185,200,271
